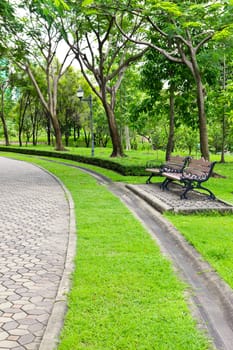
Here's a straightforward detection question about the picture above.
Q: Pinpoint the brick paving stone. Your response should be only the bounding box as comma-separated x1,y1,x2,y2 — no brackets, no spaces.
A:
0,317,14,323
8,336,19,341
18,334,35,346
0,157,70,349
0,331,8,341
26,343,40,350
28,323,44,334
8,329,28,336
2,321,19,331
0,340,19,348
12,312,27,321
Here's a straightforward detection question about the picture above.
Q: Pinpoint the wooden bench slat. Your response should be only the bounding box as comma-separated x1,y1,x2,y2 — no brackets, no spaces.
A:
162,173,182,180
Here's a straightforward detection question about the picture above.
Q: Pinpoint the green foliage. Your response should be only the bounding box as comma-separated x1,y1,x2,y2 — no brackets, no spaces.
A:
0,0,20,33
1,0,233,158
148,1,181,17
82,0,93,5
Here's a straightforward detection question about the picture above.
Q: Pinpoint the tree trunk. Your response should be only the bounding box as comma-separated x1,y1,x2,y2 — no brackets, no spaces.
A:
64,111,69,147
196,78,209,160
31,108,39,146
0,113,10,146
26,66,64,151
50,114,64,151
104,103,123,157
83,128,90,147
166,82,175,161
125,125,131,151
220,113,226,163
18,97,27,147
47,115,51,146
65,134,69,147
189,51,209,160
73,123,77,142
0,87,10,146
19,129,23,147
32,122,38,146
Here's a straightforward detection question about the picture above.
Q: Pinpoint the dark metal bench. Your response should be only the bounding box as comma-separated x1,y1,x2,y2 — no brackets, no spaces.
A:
161,158,216,199
145,155,190,184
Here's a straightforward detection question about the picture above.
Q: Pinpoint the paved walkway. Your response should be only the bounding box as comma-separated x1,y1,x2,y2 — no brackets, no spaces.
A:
0,157,75,350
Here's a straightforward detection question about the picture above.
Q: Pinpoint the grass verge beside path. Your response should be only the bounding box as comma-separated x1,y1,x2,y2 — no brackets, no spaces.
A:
166,213,233,291
164,161,233,292
1,153,211,350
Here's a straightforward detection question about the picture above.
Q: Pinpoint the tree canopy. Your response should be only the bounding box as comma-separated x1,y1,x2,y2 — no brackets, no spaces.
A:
0,0,233,157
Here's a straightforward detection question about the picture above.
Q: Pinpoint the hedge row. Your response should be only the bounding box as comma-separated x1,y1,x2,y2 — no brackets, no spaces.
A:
0,146,147,176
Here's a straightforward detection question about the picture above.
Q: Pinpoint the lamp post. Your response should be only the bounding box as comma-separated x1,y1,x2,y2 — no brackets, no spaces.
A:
77,87,94,157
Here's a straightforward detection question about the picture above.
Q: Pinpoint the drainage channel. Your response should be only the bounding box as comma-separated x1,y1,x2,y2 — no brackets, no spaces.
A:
41,159,233,350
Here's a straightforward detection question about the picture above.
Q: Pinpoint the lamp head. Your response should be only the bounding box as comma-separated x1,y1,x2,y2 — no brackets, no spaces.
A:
77,87,84,100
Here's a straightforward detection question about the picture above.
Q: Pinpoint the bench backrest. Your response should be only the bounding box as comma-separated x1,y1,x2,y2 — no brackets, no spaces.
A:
183,158,216,181
161,155,190,173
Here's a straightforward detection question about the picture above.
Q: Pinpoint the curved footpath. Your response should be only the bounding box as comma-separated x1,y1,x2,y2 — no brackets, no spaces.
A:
0,157,76,350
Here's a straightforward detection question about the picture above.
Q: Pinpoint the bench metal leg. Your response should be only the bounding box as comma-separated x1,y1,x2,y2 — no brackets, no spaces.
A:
160,178,173,190
146,173,154,184
180,183,193,199
197,184,216,200
180,182,216,200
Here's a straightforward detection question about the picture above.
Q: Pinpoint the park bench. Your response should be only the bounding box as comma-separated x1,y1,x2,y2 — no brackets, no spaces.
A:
161,157,217,199
145,155,190,184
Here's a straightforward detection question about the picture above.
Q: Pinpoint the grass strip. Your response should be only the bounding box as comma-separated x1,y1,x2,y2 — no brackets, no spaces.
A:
1,152,211,349
166,212,233,291
165,161,233,290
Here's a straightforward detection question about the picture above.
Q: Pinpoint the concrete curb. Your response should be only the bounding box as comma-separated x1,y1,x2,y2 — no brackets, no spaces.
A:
36,168,77,350
126,183,233,214
126,183,172,212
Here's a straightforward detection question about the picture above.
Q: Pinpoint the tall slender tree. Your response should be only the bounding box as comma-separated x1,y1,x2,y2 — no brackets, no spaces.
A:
6,0,74,150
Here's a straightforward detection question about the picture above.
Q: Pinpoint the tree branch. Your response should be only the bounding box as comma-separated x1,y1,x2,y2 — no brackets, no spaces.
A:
114,18,183,64
107,46,149,81
195,31,214,53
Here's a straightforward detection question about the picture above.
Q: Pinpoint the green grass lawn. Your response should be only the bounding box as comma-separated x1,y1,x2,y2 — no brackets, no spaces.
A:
166,213,233,290
0,152,211,350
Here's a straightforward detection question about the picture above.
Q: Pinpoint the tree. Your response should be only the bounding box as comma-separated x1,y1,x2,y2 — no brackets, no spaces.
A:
56,0,148,156
0,60,11,145
140,46,195,159
8,64,47,146
57,67,82,147
0,1,21,145
6,0,75,150
113,0,230,160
